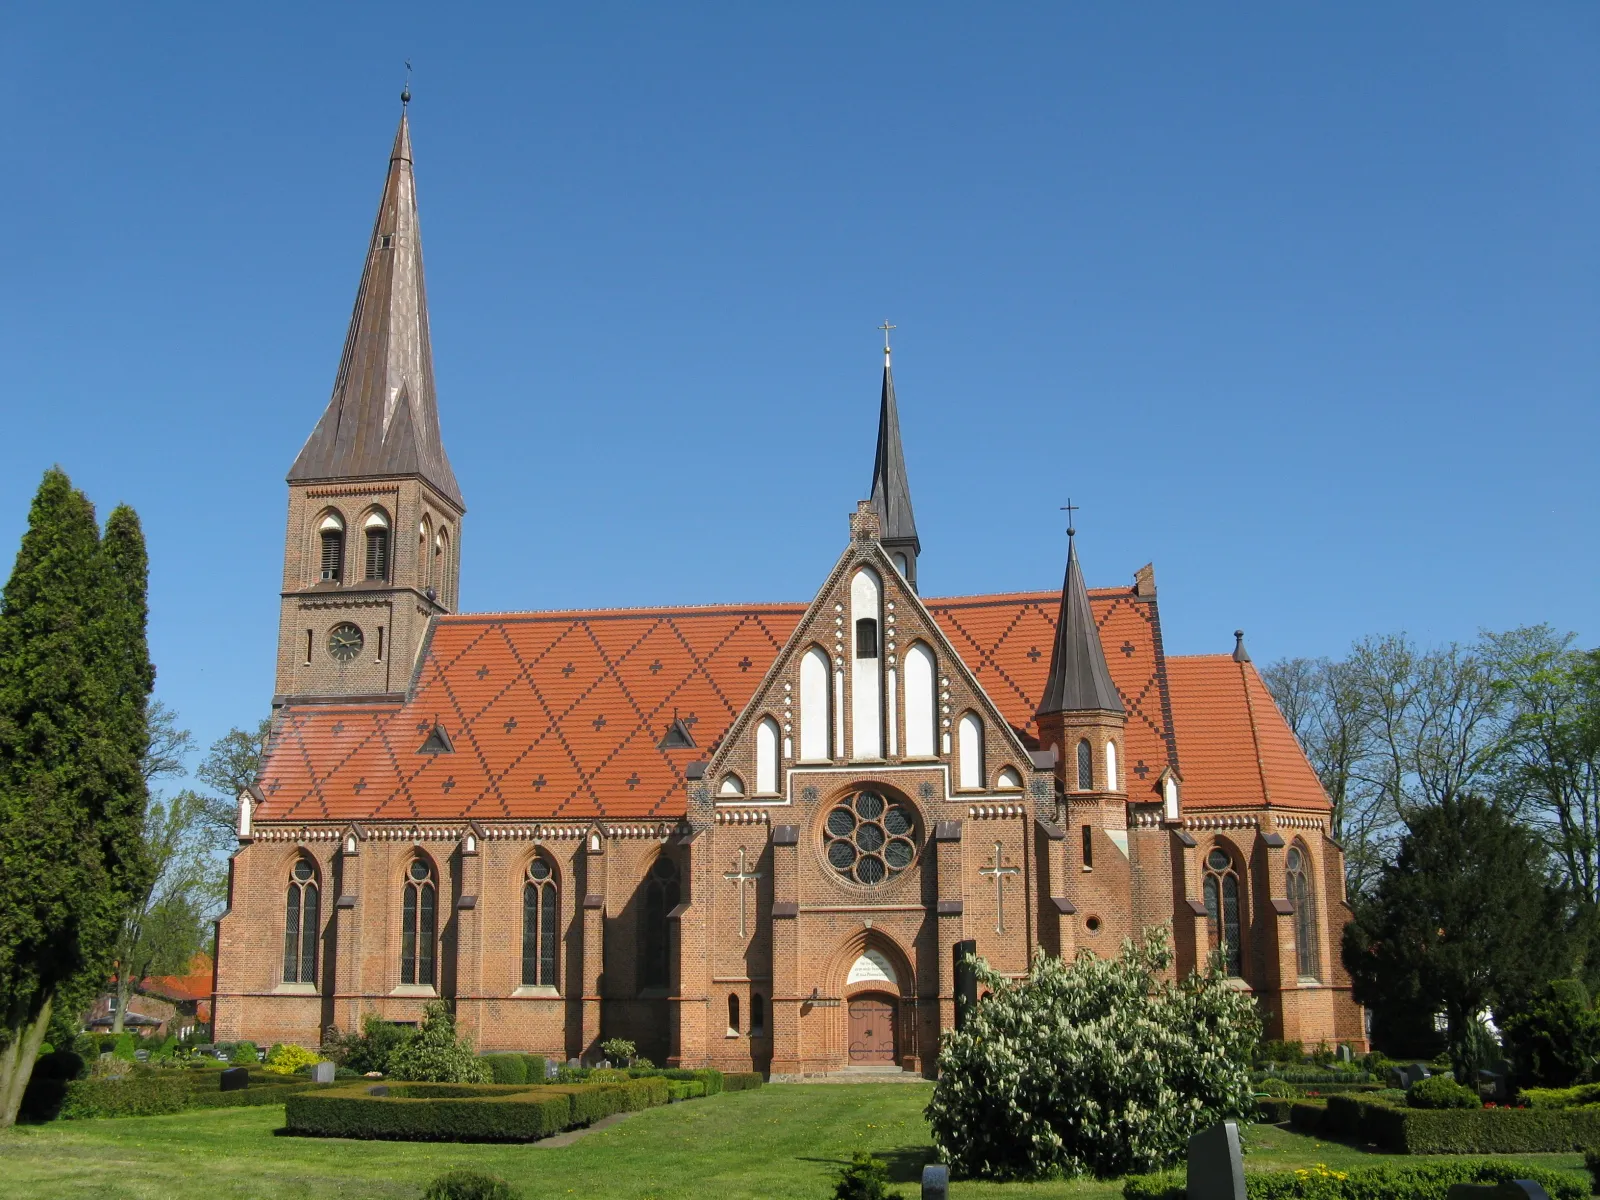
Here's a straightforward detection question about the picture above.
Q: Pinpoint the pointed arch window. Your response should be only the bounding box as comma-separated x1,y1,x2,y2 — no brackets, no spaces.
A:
1287,843,1320,979
756,718,780,795
800,646,832,761
522,857,559,988
364,511,391,581
1076,738,1094,791
1202,847,1244,978
319,514,345,583
401,857,437,986
727,994,741,1036
640,856,680,991
1105,741,1119,792
434,530,450,606
283,858,319,985
905,642,936,758
957,713,983,790
419,518,432,591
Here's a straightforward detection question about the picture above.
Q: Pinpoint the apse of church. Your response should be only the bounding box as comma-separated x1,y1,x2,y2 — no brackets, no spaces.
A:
212,105,1365,1075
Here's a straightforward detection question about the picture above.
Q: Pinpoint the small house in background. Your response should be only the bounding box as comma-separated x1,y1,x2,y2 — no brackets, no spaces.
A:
85,952,214,1040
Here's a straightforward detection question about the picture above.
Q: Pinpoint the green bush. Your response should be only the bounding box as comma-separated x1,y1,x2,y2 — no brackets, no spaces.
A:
599,1037,636,1065
1252,1068,1376,1085
18,1050,88,1122
833,1151,891,1200
229,1040,258,1065
1288,1100,1327,1134
111,1033,138,1062
263,1043,322,1076
1407,1075,1482,1109
1255,1077,1298,1098
327,1013,413,1076
521,1054,549,1084
665,1079,706,1101
59,1073,191,1119
1122,1158,1587,1199
1523,1082,1600,1109
723,1071,764,1091
386,1002,490,1084
1502,978,1600,1090
1365,1103,1600,1153
1255,1097,1295,1124
423,1171,518,1200
587,1067,630,1084
284,1082,576,1142
1584,1148,1599,1197
929,936,1260,1180
658,1067,724,1095
480,1054,527,1086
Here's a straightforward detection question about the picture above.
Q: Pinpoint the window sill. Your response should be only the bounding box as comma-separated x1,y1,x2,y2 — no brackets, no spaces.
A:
272,982,318,995
637,987,668,1000
725,1030,739,1039
389,985,439,998
1296,976,1323,987
512,985,561,998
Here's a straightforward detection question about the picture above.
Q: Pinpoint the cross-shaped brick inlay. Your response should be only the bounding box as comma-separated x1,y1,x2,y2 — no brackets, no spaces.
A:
416,720,430,733
1121,640,1136,657
1026,645,1043,663
267,779,281,794
503,716,518,734
592,714,607,731
476,665,491,679
738,656,753,671
531,774,547,791
441,777,456,793
682,713,698,727
562,662,576,677
649,659,663,674
352,778,367,794
330,721,344,736
1134,761,1150,779
625,772,641,790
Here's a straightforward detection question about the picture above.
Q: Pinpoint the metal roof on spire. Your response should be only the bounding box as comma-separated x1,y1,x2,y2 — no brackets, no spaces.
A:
868,324,919,551
1037,517,1125,717
287,105,464,509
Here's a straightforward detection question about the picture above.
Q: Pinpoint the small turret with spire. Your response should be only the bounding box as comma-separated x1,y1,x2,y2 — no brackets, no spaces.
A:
868,322,921,590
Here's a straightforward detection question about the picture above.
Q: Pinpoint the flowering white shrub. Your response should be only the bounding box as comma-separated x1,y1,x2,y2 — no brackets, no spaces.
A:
925,933,1260,1180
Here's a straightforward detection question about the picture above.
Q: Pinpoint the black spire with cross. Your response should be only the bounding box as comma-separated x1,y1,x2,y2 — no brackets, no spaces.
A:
1036,500,1124,717
868,321,920,590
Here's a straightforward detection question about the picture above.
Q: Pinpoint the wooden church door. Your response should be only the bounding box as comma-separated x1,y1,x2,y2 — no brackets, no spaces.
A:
847,994,898,1064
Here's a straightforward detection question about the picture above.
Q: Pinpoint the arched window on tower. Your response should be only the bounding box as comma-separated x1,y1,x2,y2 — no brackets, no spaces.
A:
756,718,780,795
1077,739,1094,791
1202,846,1244,978
958,712,983,789
282,857,319,985
522,856,559,988
419,518,432,591
800,646,832,761
640,856,680,991
1287,842,1321,979
319,513,345,583
400,857,437,986
727,993,740,1036
435,529,450,606
905,642,936,757
364,510,391,581
1105,740,1119,792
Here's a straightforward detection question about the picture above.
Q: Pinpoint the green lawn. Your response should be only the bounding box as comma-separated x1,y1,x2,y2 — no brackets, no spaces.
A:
0,1084,1588,1200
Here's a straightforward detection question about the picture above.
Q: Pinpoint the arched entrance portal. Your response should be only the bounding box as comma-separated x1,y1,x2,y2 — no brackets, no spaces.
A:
847,992,898,1064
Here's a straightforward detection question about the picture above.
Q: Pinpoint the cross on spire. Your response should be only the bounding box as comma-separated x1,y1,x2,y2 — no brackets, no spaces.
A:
723,846,762,939
979,842,1020,933
1061,498,1079,538
878,320,896,355
402,60,412,107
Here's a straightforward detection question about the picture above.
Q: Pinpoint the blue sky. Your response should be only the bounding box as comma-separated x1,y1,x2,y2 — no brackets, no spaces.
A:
2,4,1596,765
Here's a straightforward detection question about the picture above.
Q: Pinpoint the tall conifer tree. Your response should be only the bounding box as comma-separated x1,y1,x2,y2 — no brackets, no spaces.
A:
0,470,152,1127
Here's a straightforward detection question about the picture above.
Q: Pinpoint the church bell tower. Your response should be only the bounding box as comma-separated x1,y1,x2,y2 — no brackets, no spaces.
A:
274,102,465,703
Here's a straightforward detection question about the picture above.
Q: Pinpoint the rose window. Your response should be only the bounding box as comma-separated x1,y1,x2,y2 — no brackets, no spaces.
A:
824,790,918,885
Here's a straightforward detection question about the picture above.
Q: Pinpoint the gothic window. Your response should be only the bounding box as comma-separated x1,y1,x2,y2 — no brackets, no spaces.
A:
1203,847,1244,978
419,518,432,590
1287,843,1321,979
522,857,559,988
905,643,936,757
823,789,919,885
800,646,832,761
750,992,766,1036
1105,740,1119,792
435,530,450,605
318,513,345,583
756,718,780,795
1081,824,1093,870
1077,739,1093,791
640,856,680,990
400,857,437,987
727,993,740,1036
364,510,391,581
719,773,745,797
282,857,319,985
957,713,983,790
996,766,1023,789
855,618,878,658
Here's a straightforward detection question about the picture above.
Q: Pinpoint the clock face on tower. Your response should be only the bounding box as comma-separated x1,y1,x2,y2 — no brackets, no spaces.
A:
327,623,364,662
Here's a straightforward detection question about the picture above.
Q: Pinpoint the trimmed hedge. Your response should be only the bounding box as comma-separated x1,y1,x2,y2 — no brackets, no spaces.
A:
522,1054,549,1083
480,1054,527,1086
1523,1082,1600,1110
723,1072,764,1092
1288,1100,1328,1134
285,1083,577,1142
1365,1104,1600,1154
60,1074,191,1119
1123,1158,1587,1200
666,1080,706,1102
1255,1097,1295,1124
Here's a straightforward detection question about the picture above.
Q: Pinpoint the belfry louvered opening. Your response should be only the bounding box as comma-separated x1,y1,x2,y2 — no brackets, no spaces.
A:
364,511,391,581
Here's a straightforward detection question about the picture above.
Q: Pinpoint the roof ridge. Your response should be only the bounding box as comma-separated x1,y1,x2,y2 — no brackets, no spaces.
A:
1237,658,1272,807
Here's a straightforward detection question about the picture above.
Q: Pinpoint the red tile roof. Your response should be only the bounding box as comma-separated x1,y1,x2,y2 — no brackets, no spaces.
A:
255,589,1327,824
1164,655,1329,811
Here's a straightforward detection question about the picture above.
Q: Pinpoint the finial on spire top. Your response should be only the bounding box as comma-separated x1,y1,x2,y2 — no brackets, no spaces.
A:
1061,498,1079,539
401,59,412,107
878,320,896,363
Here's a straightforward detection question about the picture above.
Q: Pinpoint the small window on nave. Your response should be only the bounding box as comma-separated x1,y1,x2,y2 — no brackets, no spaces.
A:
401,857,437,987
282,857,319,985
522,857,559,989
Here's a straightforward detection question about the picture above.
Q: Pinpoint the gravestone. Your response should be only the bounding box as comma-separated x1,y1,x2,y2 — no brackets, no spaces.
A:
1187,1119,1246,1200
367,1084,390,1096
134,1050,150,1063
1387,1065,1407,1089
921,1163,949,1200
1445,1182,1552,1200
219,1067,250,1092
311,1061,336,1084
1337,1044,1353,1064
1477,1068,1509,1102
545,1059,559,1080
1401,1063,1431,1089
195,1044,214,1057
567,1058,581,1069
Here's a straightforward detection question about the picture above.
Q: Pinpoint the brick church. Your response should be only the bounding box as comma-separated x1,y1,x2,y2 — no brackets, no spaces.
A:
212,108,1365,1076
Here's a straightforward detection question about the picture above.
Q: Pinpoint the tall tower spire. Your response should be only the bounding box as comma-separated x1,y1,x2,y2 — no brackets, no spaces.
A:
868,323,921,590
288,108,462,508
1037,520,1123,718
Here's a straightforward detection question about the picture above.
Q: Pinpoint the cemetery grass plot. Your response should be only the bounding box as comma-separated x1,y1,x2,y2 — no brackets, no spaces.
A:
0,1086,1591,1200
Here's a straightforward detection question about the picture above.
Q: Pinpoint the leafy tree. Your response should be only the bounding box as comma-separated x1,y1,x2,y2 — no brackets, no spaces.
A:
1342,795,1571,1079
194,718,272,846
925,935,1259,1180
0,472,152,1128
1499,978,1600,1089
385,1000,489,1083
